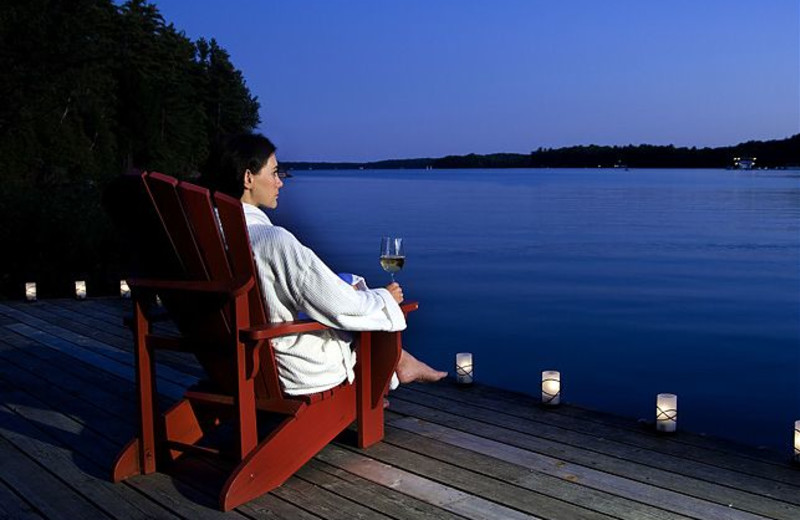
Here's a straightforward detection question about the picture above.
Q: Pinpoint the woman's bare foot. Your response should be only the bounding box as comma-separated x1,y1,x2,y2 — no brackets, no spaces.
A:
396,349,447,384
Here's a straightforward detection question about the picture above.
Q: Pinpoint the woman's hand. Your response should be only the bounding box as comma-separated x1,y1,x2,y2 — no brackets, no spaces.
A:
385,282,403,304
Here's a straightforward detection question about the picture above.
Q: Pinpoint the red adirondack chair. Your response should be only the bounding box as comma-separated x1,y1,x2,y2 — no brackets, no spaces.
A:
108,171,416,510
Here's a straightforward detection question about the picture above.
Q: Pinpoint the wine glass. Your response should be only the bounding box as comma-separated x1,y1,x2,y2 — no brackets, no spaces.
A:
379,236,405,282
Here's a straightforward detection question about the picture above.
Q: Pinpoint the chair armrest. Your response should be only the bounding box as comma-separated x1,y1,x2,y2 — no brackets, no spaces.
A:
240,319,330,341
240,301,420,342
400,301,419,314
129,276,254,297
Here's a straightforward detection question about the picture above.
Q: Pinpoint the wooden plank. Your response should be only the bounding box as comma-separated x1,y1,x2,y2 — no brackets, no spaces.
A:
21,302,131,343
49,298,180,339
386,417,766,520
394,386,800,495
13,300,132,340
340,430,708,520
555,400,790,464
0,314,18,326
381,422,691,520
0,478,44,519
404,383,800,485
410,382,791,466
240,497,325,520
0,434,112,519
270,474,396,520
0,402,181,520
318,445,552,520
0,346,139,443
297,459,465,520
48,298,130,322
3,322,187,400
0,371,132,472
0,304,198,389
11,301,205,379
386,396,797,520
122,473,250,520
0,326,173,411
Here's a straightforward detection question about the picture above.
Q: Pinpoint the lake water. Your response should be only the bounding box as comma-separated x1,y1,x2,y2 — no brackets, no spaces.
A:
271,168,800,452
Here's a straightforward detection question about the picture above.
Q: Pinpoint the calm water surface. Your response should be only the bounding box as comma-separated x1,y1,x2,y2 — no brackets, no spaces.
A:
271,168,800,451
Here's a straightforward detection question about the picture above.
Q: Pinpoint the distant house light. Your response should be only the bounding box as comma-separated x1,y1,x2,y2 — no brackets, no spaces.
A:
733,157,756,169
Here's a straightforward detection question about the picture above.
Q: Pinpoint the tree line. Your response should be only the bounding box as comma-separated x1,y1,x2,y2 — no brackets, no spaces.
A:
284,134,800,171
0,0,260,298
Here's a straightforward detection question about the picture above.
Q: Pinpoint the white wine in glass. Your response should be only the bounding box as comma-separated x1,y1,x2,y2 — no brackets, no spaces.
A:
380,236,405,282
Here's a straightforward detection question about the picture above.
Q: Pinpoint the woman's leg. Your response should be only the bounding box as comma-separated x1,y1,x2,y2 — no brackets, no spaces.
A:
396,349,447,384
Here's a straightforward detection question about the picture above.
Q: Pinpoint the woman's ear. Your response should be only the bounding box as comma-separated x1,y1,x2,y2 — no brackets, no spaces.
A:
242,169,253,189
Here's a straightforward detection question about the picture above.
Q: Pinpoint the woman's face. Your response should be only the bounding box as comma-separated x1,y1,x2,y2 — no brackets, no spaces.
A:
242,153,283,209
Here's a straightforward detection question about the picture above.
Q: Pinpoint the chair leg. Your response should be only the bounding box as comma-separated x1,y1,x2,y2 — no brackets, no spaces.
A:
356,331,401,448
369,331,402,409
219,383,357,511
111,438,141,482
113,300,158,481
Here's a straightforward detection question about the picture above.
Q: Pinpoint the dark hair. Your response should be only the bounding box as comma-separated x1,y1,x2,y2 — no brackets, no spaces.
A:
202,133,277,198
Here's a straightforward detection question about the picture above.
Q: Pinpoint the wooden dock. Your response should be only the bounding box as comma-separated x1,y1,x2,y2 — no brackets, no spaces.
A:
1,298,799,519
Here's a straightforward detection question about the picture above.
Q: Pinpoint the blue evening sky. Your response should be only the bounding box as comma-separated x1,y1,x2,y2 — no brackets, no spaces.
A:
147,0,799,161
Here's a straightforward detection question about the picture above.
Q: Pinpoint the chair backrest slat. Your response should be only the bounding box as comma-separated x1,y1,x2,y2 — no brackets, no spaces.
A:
178,182,234,282
143,172,208,280
215,191,283,400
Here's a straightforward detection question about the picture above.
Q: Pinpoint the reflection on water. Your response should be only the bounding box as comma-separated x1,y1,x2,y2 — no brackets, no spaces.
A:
272,168,800,451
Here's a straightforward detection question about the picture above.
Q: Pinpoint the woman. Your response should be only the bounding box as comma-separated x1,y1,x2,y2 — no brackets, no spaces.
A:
203,133,446,396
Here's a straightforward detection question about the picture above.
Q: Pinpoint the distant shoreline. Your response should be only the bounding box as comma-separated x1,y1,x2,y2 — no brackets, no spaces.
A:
283,165,800,172
283,134,799,171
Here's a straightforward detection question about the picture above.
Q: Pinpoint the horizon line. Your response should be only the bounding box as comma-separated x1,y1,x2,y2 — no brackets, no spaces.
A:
278,133,799,164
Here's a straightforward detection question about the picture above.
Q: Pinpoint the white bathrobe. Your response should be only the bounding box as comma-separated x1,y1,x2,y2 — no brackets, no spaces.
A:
242,203,406,395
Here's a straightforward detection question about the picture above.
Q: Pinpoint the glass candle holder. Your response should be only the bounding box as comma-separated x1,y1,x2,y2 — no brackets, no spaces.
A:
25,282,37,302
75,280,87,300
541,370,561,406
656,393,678,433
120,280,131,298
455,352,473,385
794,420,800,463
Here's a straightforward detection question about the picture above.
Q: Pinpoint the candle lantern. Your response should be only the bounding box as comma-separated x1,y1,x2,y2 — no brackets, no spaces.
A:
25,282,37,302
455,352,473,385
541,370,561,406
120,280,131,298
794,420,800,463
75,281,87,300
656,393,678,433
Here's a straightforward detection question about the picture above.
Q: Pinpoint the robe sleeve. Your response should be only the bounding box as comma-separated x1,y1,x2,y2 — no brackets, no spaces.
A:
280,232,406,332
